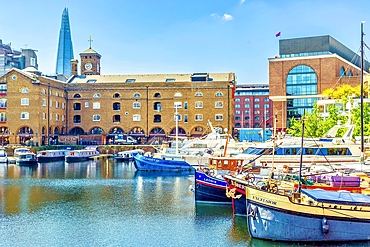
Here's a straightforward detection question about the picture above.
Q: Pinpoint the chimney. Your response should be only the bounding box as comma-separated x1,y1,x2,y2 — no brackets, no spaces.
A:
71,59,78,76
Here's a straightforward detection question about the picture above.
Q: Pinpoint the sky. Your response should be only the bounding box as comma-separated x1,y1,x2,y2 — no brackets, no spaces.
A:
1,0,370,84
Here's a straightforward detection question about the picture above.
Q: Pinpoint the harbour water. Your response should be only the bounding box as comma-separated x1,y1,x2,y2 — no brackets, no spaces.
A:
0,159,369,247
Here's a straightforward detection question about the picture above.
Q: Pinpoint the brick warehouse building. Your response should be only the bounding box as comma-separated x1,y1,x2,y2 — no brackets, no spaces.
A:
0,45,235,145
269,35,370,131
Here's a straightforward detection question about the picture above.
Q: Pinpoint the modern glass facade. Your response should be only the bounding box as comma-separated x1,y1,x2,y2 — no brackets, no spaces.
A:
286,65,318,126
55,8,74,77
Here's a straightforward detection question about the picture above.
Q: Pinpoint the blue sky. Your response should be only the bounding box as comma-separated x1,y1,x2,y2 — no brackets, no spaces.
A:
1,0,369,84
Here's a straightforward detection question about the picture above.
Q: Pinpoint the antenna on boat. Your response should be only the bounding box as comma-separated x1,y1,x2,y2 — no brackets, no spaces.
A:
360,21,365,170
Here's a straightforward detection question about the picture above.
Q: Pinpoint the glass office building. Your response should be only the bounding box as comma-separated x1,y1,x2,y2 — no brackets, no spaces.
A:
55,8,74,77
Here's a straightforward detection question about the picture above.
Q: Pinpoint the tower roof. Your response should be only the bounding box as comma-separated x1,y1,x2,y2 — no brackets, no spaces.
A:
80,47,101,57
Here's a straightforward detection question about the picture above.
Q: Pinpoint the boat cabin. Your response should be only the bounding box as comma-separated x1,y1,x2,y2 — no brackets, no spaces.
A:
207,157,244,171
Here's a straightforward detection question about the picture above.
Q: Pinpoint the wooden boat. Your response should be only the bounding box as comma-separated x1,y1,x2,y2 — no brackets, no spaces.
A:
133,153,194,171
193,156,255,203
16,152,38,166
37,150,66,162
115,149,144,161
65,146,99,162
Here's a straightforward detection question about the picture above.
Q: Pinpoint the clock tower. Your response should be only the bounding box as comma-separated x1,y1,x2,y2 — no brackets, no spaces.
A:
80,36,101,75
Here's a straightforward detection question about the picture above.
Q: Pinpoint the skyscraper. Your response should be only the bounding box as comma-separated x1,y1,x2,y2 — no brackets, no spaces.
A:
55,8,74,77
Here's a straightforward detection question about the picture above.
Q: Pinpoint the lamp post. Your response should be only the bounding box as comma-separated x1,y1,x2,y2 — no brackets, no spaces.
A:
174,102,182,155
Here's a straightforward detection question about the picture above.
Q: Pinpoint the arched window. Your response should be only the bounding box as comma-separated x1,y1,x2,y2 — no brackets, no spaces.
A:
21,88,29,93
93,93,101,98
286,65,318,125
348,70,353,76
73,94,81,98
113,93,120,98
174,92,182,97
154,93,161,98
254,98,260,102
195,92,203,97
134,93,141,98
340,67,346,77
215,92,223,97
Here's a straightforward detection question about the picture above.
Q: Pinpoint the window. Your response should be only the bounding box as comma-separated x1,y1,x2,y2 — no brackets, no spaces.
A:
254,98,260,102
154,93,161,98
56,114,59,121
42,89,46,94
113,115,121,123
93,102,100,109
50,114,52,120
93,93,101,98
21,98,29,106
184,102,188,110
55,101,59,108
254,104,260,108
254,110,260,114
235,98,240,102
74,103,81,111
154,114,161,123
42,99,46,106
93,114,101,121
113,93,120,98
195,114,203,121
133,102,141,109
174,114,182,121
0,113,7,122
62,103,65,109
21,112,29,119
56,92,59,97
0,99,7,108
30,57,36,66
133,114,141,121
73,94,81,98
235,110,240,114
235,116,241,120
42,112,46,120
184,115,188,123
166,78,175,82
174,92,182,97
126,79,136,82
244,104,250,108
154,102,161,112
215,92,223,97
85,102,89,108
264,104,270,108
215,114,224,121
264,98,269,102
62,115,65,121
21,88,29,93
244,98,250,102
195,101,203,108
50,100,52,107
340,67,346,77
134,93,140,98
255,116,260,121
0,84,7,93
215,101,223,108
113,102,121,111
235,104,240,108
73,115,81,123
195,92,203,97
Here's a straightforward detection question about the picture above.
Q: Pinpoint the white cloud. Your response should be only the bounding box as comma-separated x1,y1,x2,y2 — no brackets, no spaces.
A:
210,13,220,19
222,14,233,21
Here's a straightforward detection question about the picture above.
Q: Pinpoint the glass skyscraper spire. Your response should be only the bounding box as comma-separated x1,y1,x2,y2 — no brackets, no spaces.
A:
55,8,74,77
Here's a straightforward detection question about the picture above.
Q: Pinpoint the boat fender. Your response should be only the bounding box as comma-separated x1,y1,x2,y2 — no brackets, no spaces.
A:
321,217,329,234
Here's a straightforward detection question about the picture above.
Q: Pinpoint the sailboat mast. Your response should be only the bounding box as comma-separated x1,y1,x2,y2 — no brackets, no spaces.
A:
360,21,365,165
298,115,305,194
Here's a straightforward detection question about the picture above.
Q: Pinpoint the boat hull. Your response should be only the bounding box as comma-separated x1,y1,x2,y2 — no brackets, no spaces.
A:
17,159,38,166
195,170,231,203
65,156,91,162
38,156,65,162
246,186,370,242
133,154,194,171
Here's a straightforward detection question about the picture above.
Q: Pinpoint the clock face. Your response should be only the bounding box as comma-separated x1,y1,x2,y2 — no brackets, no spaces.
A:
85,62,92,70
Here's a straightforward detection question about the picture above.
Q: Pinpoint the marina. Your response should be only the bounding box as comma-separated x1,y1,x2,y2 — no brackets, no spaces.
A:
0,159,368,246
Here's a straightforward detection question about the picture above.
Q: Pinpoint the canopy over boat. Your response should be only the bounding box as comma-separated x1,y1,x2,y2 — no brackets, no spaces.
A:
302,189,370,205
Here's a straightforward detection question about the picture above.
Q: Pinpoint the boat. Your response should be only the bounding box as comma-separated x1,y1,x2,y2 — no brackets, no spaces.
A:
133,152,194,171
65,146,99,162
16,152,38,166
115,149,144,162
37,150,66,162
0,148,8,163
192,156,253,203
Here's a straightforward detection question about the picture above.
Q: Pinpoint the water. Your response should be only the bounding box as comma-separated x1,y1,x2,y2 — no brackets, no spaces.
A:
0,160,369,247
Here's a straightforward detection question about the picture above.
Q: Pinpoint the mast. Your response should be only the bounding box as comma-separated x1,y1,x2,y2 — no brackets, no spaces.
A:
298,115,305,194
360,21,365,167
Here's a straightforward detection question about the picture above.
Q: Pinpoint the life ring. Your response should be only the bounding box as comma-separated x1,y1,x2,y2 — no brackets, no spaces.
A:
283,165,290,173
